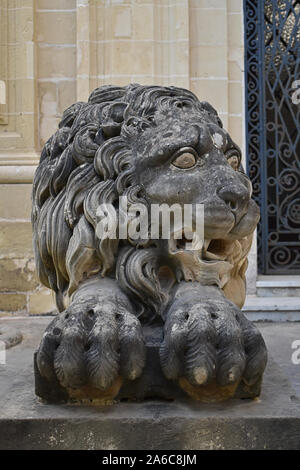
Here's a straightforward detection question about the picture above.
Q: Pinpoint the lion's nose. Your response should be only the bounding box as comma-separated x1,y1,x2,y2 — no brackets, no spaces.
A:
217,186,249,215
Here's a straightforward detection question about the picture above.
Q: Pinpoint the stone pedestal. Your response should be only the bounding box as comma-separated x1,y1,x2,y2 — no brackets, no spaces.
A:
1,357,299,449
1,318,300,450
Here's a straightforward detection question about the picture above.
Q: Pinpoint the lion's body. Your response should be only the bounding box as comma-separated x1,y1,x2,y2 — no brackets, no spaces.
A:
33,85,267,400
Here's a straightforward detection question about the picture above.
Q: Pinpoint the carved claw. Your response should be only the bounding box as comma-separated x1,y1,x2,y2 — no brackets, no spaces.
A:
36,297,146,391
160,296,267,392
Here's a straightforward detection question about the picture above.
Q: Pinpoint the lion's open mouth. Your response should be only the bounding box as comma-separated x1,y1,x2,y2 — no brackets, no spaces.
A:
169,233,233,264
203,239,232,261
168,232,235,287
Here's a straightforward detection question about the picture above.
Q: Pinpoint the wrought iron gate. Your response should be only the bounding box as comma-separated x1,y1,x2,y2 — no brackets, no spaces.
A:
244,0,300,274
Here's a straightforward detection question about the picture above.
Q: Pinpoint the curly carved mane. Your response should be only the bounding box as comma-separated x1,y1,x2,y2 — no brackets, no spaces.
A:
32,84,228,321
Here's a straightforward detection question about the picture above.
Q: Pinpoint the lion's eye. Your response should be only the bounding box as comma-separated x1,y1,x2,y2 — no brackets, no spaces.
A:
172,152,196,169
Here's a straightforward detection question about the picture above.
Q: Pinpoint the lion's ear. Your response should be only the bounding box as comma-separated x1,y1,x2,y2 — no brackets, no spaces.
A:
101,102,128,138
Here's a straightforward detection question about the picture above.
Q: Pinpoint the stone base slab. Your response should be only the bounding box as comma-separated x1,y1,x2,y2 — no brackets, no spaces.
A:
243,295,300,321
2,358,300,449
1,317,300,450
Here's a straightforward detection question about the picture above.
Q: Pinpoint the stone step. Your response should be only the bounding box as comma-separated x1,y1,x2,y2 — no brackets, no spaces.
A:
256,275,300,297
243,295,300,322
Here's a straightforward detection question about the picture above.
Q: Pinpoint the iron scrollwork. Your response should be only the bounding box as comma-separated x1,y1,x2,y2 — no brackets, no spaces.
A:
244,0,300,274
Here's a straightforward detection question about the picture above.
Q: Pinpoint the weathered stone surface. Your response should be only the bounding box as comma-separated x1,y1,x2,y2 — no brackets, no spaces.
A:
0,258,38,292
32,84,264,402
0,184,32,219
0,222,33,258
0,325,22,349
0,293,27,312
28,288,56,315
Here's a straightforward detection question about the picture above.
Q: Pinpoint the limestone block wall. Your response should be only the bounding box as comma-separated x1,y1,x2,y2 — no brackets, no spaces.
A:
0,0,249,315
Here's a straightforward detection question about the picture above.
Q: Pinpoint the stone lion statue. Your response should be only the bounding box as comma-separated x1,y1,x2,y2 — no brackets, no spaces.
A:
32,84,267,402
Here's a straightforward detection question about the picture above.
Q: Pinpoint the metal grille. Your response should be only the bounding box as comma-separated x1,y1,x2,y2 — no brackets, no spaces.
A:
244,0,300,274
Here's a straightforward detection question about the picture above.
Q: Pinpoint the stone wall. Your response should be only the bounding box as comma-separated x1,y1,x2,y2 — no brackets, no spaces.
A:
0,0,249,315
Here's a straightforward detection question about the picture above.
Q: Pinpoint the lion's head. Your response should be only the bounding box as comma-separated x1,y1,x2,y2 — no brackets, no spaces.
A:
32,84,259,321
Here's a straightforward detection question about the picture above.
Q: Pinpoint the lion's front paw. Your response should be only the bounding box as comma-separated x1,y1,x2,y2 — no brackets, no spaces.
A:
36,297,146,391
160,298,267,392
